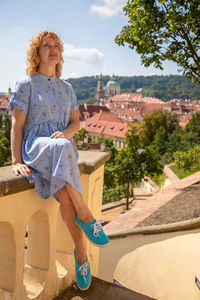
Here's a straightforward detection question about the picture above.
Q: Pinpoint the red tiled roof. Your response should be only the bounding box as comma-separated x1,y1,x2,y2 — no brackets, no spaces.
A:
81,111,130,139
88,111,125,123
79,104,109,121
0,95,10,111
105,93,164,104
120,109,141,120
103,122,129,138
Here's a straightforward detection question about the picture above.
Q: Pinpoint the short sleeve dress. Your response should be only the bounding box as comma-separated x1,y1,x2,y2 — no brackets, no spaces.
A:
8,72,82,202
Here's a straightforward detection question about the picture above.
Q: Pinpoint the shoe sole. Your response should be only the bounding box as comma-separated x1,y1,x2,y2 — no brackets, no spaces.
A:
76,221,110,248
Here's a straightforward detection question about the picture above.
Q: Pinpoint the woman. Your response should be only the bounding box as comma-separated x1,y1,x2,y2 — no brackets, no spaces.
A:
8,30,109,291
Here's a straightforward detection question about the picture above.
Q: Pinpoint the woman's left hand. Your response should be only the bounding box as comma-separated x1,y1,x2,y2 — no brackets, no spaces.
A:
50,131,65,139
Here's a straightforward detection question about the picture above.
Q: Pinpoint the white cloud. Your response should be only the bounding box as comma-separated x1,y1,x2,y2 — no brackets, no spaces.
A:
66,72,82,78
143,73,157,77
63,44,104,65
90,0,126,17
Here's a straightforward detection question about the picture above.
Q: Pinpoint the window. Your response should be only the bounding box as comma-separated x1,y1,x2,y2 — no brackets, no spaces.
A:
93,136,96,141
123,142,125,148
119,141,121,149
115,140,118,148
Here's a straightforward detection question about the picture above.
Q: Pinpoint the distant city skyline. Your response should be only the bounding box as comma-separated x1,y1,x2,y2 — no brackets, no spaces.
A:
0,0,179,92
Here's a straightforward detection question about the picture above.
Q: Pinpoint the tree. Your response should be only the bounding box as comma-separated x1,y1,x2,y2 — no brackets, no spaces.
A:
3,111,11,144
98,137,120,201
166,125,185,154
184,112,200,145
115,125,163,209
0,113,3,129
115,0,200,83
73,128,90,150
0,130,11,167
139,110,178,146
174,145,200,172
153,126,168,155
98,137,118,164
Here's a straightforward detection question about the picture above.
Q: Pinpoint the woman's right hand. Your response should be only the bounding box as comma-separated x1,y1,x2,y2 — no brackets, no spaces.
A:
12,163,34,179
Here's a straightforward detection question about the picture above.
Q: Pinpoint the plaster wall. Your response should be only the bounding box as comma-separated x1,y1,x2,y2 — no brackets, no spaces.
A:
99,228,200,300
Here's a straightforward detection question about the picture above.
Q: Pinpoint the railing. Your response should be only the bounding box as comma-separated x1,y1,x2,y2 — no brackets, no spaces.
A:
0,151,110,300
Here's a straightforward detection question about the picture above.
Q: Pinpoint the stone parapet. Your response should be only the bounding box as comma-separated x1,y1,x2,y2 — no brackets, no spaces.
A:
0,151,110,300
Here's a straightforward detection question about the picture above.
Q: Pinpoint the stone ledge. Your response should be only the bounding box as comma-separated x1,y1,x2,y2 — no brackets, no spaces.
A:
0,151,110,197
107,217,200,239
78,151,110,174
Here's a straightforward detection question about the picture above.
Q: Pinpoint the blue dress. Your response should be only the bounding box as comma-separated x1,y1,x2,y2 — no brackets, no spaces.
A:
8,72,82,201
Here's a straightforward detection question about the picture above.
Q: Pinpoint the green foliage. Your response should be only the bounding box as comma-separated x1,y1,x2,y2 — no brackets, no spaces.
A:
115,0,200,84
114,125,163,209
3,111,11,144
174,145,200,172
66,75,200,102
99,137,119,188
139,110,178,146
73,128,90,150
184,112,200,146
166,125,186,154
0,113,3,129
0,129,11,167
170,163,200,179
151,171,167,189
103,185,126,204
98,137,118,164
153,126,168,155
101,126,163,208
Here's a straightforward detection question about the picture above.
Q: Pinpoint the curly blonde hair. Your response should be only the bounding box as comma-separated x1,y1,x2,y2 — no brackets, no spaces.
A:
26,30,64,78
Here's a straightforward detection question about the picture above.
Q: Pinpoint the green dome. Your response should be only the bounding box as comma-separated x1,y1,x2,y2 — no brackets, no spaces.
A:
106,80,120,87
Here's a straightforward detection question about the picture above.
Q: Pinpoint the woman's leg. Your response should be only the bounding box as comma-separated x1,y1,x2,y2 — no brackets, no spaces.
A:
57,186,87,263
65,182,94,223
62,182,110,248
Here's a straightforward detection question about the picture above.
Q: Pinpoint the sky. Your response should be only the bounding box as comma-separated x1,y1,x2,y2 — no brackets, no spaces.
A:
0,0,179,92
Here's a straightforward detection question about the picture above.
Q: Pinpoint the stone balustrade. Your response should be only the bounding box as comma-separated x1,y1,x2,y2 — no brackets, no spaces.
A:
0,151,109,300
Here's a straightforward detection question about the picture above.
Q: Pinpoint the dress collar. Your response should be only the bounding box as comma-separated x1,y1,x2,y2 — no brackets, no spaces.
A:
35,72,57,82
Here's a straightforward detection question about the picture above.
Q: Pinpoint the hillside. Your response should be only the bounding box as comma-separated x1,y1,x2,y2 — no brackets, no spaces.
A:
65,75,200,103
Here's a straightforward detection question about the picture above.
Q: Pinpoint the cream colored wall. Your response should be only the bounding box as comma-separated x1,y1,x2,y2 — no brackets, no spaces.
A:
99,228,200,300
0,163,105,300
90,133,125,150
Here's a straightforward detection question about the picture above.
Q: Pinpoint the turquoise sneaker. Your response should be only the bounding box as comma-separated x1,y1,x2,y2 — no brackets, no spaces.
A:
75,216,110,247
74,249,91,291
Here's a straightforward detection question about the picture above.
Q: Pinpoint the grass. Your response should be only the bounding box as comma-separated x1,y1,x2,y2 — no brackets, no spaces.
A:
170,164,200,179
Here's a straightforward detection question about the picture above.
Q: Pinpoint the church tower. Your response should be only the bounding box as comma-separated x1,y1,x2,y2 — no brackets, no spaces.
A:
95,74,105,105
105,75,120,97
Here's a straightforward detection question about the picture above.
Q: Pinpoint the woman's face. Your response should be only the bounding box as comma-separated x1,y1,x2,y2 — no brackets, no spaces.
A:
38,37,61,67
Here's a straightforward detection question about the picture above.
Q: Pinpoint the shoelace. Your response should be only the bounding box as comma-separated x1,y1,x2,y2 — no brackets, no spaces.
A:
78,262,89,283
90,220,104,237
